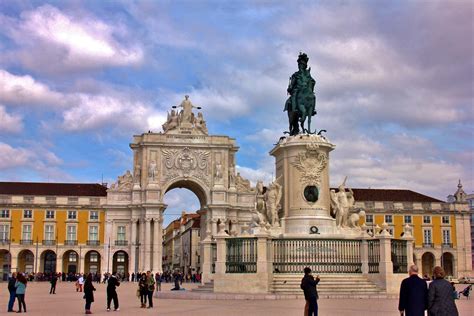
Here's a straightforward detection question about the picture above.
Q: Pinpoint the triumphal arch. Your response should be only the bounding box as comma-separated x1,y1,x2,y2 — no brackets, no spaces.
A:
105,95,256,274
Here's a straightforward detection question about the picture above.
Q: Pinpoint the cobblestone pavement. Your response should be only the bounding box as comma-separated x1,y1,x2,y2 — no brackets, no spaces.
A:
0,281,472,315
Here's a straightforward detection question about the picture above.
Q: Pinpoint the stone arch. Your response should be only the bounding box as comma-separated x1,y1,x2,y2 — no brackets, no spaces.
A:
62,250,79,274
442,252,454,277
17,249,34,274
40,250,57,274
84,250,101,275
112,250,129,278
421,252,435,278
0,249,11,281
162,178,210,207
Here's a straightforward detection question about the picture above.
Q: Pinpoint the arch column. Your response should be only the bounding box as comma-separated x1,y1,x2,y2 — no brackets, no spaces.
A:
211,218,218,238
139,219,145,271
130,219,138,274
144,218,152,271
152,216,163,273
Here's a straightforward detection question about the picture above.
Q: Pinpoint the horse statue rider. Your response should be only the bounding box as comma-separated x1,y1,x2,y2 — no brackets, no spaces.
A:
284,52,316,135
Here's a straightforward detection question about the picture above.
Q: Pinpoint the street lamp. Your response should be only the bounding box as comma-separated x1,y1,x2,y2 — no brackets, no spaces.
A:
8,225,14,275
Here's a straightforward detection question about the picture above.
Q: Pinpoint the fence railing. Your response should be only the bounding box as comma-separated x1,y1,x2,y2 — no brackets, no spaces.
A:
391,239,407,273
367,239,380,274
273,239,362,274
225,238,257,273
211,243,217,274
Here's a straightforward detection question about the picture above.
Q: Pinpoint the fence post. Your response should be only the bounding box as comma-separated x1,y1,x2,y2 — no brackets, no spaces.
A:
215,222,228,275
401,224,414,272
256,233,270,273
360,238,369,275
378,225,393,276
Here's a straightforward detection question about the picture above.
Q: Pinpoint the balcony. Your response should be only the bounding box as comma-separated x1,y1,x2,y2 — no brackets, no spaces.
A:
20,239,33,245
422,242,434,248
87,240,100,246
64,240,78,246
42,240,56,246
442,243,453,248
115,240,128,246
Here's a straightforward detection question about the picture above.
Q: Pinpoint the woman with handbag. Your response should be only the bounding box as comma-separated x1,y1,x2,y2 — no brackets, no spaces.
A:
138,273,148,308
83,273,96,314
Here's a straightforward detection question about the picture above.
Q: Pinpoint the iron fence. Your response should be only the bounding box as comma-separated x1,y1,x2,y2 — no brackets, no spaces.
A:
367,239,380,273
391,239,407,273
273,239,362,274
225,238,257,273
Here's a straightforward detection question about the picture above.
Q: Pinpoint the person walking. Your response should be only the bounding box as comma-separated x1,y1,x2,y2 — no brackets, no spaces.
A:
146,271,156,308
106,271,120,311
427,266,459,316
155,272,161,292
138,273,147,308
50,273,58,294
84,273,96,314
78,274,84,292
398,265,428,316
15,274,27,313
300,267,319,316
7,272,17,312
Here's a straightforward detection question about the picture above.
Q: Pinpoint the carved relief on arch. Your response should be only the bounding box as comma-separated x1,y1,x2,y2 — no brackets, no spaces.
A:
161,147,211,186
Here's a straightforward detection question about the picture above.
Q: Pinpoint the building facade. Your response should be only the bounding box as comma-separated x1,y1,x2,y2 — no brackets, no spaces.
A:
357,184,472,278
0,182,106,280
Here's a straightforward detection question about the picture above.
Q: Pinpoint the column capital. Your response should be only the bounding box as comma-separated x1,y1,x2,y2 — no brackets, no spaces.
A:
153,217,162,223
211,218,218,223
144,217,152,223
131,218,139,223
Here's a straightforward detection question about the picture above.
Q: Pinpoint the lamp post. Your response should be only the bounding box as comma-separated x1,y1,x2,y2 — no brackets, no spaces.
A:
8,224,13,275
107,237,111,273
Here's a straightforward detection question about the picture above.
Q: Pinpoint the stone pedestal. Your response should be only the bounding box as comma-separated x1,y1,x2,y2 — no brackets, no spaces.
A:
270,135,336,236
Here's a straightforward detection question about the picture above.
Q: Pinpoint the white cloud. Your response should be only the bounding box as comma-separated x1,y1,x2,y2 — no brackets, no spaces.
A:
0,105,23,133
2,5,143,73
0,69,64,106
0,142,32,169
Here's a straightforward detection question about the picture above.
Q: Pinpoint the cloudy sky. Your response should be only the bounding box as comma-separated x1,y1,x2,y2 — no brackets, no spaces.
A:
0,1,472,224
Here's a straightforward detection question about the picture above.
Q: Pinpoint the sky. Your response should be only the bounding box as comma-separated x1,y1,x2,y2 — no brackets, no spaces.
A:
0,1,472,225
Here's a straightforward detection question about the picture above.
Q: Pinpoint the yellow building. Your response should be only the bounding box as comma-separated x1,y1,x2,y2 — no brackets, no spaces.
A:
0,182,106,279
355,183,472,278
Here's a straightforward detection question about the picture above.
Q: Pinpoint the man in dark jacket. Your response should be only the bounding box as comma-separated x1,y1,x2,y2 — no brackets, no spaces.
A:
106,272,120,311
50,273,58,294
7,272,16,312
300,267,320,316
398,265,428,316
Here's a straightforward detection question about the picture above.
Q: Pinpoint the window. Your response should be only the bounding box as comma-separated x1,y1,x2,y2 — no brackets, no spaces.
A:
89,226,98,241
442,216,450,224
117,226,126,241
22,225,32,241
404,215,412,224
90,211,99,220
0,224,9,240
442,230,451,244
90,252,99,262
423,229,432,244
423,216,431,224
383,202,394,210
69,252,77,262
385,215,393,223
44,224,54,240
23,210,33,219
365,215,373,223
0,210,10,218
68,210,77,220
117,252,125,263
46,210,55,219
67,226,77,241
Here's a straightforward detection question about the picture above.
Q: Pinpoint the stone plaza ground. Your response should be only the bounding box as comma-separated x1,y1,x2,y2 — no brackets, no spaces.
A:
0,281,472,315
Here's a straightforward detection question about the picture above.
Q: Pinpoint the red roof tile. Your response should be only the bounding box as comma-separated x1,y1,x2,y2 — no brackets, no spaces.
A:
0,182,107,197
332,188,444,203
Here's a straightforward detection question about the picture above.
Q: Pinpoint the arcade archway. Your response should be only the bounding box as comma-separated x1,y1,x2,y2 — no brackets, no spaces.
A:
18,250,34,274
62,250,79,274
41,250,56,274
85,251,101,274
422,252,435,278
0,249,11,281
112,251,128,277
442,252,454,277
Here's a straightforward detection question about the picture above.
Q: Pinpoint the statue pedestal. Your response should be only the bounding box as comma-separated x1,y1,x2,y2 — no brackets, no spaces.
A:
270,135,336,236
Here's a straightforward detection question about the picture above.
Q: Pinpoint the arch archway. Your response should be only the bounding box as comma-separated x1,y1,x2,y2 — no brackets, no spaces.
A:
422,252,435,278
0,249,11,281
112,251,128,278
41,250,57,274
442,252,454,277
85,251,101,275
18,250,34,274
62,250,78,274
163,178,209,208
